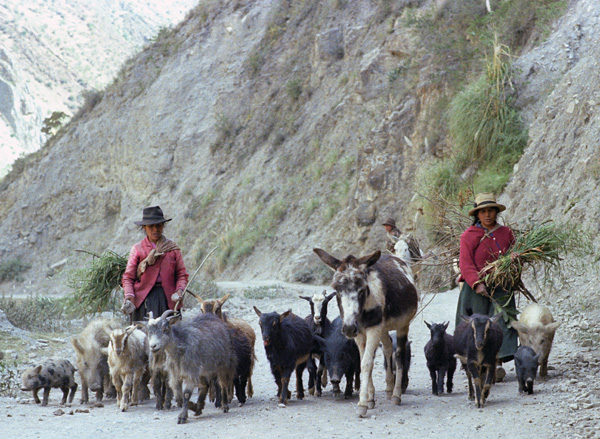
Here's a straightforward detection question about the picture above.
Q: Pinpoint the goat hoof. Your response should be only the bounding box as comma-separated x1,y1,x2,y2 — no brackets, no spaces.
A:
308,387,315,396
277,403,287,408
177,417,187,424
391,396,401,405
356,405,369,417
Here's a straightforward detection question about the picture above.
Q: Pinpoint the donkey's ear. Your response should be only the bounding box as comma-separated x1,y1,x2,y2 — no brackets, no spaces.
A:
313,248,341,270
357,250,381,267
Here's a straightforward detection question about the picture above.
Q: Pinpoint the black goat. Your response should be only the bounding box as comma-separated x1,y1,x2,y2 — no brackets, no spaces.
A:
314,317,360,399
254,307,312,406
300,291,335,396
453,313,503,408
424,321,456,395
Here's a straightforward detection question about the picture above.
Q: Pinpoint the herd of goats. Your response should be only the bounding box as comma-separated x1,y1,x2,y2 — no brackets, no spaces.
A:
19,245,561,423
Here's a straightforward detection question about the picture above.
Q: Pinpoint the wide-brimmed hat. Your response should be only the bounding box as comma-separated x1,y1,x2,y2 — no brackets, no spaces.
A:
134,206,172,226
382,217,397,228
468,193,506,216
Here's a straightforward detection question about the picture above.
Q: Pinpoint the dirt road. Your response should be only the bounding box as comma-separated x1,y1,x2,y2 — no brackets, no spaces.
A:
1,283,598,439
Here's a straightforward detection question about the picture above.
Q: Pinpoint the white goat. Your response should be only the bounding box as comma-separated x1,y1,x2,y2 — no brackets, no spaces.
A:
106,326,148,412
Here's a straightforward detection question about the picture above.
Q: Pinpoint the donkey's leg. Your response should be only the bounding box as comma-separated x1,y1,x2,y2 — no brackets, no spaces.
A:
392,331,408,405
380,331,395,400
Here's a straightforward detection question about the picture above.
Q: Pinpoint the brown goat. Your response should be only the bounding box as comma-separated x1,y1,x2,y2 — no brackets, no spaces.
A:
196,294,256,404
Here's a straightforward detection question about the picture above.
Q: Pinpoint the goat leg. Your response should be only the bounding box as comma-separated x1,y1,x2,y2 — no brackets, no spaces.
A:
295,362,306,400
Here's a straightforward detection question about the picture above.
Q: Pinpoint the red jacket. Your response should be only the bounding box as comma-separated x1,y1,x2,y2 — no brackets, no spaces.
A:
121,237,189,310
459,224,515,288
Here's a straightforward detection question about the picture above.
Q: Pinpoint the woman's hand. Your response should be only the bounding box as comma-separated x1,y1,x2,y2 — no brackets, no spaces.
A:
475,282,489,297
171,289,184,303
121,299,136,315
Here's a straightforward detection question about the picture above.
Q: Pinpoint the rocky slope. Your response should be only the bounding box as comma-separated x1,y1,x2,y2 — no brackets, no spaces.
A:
0,0,597,304
0,0,198,176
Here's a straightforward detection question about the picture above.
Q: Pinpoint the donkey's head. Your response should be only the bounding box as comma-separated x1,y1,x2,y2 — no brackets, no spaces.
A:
313,248,381,338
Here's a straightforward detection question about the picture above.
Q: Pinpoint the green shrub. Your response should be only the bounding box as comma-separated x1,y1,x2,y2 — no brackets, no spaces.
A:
243,285,284,300
0,358,20,397
0,258,31,283
286,79,303,100
0,295,68,332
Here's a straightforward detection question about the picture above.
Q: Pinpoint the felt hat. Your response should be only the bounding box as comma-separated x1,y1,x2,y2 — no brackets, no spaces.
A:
468,193,506,216
134,206,172,226
382,217,397,228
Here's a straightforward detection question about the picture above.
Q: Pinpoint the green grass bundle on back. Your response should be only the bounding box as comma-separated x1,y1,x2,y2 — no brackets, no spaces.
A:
482,221,593,301
65,250,127,317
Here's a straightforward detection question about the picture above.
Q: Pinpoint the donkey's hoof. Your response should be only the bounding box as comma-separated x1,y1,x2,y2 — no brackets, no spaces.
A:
356,405,368,417
391,396,401,405
385,391,393,400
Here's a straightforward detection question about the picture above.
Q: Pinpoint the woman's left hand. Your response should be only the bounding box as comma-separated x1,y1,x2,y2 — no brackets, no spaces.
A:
171,289,184,302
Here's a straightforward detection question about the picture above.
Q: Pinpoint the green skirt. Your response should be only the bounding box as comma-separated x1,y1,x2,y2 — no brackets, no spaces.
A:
454,282,518,362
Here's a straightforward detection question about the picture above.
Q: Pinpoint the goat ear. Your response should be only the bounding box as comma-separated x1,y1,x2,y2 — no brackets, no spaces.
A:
218,294,230,306
459,314,470,323
357,250,381,268
253,306,262,317
313,248,341,270
148,311,154,320
545,322,561,332
533,353,541,363
443,321,449,330
424,321,431,329
33,365,43,374
280,309,292,321
196,296,205,305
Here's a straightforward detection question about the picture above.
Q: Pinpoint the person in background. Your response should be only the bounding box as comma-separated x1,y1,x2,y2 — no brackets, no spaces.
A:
382,217,401,253
455,193,518,380
121,206,189,321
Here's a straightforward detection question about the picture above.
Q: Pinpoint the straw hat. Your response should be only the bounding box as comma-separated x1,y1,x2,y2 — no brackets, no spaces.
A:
468,193,506,216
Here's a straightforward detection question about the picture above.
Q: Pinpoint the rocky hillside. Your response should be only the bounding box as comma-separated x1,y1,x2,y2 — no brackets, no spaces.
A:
0,0,197,176
0,0,598,302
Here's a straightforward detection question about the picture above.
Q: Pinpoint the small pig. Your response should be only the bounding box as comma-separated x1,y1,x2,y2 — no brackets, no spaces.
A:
314,317,360,399
21,359,78,406
511,304,560,378
514,346,540,395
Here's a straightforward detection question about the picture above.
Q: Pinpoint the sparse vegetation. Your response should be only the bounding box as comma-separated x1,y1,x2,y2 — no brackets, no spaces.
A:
0,258,32,283
286,79,303,100
0,295,68,332
242,284,284,300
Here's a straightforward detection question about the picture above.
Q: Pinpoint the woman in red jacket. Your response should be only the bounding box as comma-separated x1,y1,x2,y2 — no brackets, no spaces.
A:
455,193,518,375
121,206,189,321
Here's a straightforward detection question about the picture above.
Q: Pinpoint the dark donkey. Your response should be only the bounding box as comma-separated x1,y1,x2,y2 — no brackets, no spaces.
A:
313,249,418,417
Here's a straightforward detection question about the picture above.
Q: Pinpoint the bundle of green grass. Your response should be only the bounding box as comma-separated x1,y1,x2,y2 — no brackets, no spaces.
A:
482,221,592,302
66,250,127,317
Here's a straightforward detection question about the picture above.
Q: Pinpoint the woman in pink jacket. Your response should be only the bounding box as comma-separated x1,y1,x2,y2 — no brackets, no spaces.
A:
121,206,189,321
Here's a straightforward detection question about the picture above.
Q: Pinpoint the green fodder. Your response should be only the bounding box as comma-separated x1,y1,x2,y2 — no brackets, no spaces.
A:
65,250,127,317
0,295,68,332
483,221,595,300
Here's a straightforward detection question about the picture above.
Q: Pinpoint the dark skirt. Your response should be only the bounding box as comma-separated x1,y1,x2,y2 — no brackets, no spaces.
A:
132,285,169,322
455,282,519,362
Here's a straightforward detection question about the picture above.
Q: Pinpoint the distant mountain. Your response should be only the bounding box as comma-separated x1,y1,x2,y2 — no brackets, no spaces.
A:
0,0,198,176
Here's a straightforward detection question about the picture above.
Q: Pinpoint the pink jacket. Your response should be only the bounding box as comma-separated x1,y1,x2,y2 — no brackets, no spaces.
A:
459,224,515,288
121,237,189,310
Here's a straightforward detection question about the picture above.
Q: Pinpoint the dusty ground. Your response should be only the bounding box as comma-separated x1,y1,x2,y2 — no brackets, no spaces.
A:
1,282,599,439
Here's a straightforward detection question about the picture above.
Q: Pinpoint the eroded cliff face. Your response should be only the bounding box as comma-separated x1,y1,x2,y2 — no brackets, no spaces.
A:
0,0,598,297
